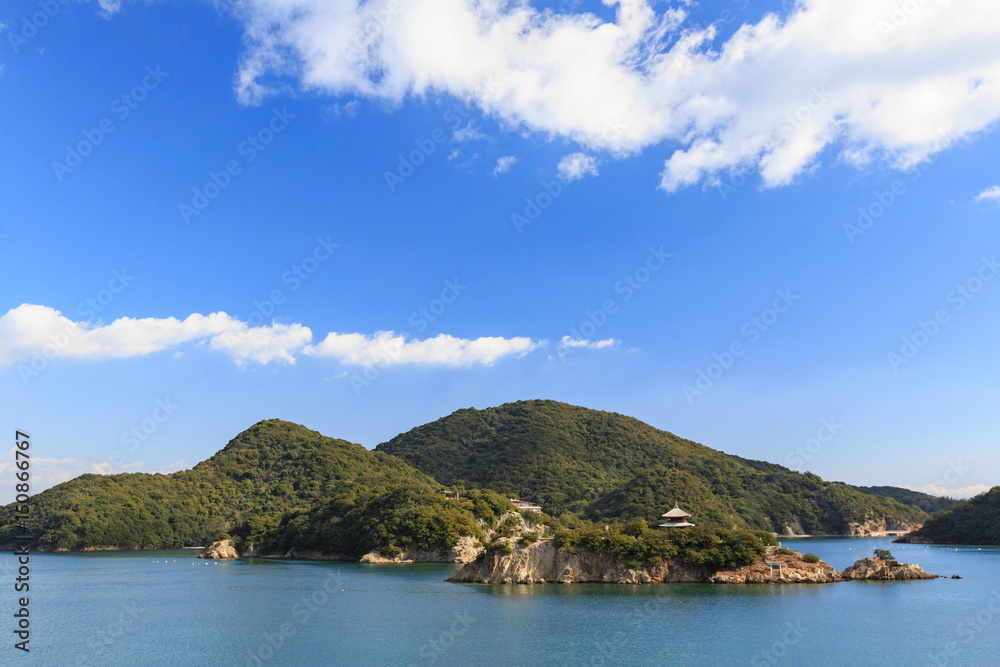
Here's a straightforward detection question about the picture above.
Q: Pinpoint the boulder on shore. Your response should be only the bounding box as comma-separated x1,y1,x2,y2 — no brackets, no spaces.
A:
198,539,238,559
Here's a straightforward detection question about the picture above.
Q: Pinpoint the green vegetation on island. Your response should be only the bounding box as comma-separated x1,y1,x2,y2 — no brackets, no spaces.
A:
900,487,1000,545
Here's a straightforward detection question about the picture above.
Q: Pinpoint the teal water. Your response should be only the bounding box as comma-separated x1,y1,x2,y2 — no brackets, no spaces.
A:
17,537,1000,665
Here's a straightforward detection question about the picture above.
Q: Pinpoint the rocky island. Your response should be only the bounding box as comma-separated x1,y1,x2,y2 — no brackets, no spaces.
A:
448,542,937,585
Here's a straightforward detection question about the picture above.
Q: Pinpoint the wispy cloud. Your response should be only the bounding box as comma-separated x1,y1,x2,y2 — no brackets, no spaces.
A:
974,185,1000,203
557,153,600,182
305,331,540,367
493,155,517,177
558,336,618,350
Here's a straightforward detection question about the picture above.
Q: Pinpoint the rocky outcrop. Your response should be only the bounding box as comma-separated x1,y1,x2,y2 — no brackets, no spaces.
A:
448,544,843,585
449,544,936,585
840,557,937,580
198,539,239,559
847,516,921,537
360,536,483,564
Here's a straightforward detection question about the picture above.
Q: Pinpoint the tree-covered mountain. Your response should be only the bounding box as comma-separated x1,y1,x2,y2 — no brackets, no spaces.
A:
898,487,1000,545
0,419,502,553
376,400,929,534
850,485,962,515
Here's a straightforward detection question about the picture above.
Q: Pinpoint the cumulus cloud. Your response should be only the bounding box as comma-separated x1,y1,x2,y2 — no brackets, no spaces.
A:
901,483,993,499
305,331,540,367
493,155,517,177
974,185,1000,202
0,304,310,366
222,0,1000,191
557,153,600,182
0,304,543,370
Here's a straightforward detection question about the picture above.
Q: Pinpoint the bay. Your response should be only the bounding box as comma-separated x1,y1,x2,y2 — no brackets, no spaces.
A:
20,537,1000,665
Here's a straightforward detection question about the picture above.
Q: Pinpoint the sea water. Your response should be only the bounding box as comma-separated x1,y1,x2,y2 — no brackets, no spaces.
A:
19,537,1000,665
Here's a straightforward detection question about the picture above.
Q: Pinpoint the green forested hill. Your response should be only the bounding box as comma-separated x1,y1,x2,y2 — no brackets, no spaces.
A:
901,487,1000,545
850,485,963,514
376,400,929,534
0,419,495,552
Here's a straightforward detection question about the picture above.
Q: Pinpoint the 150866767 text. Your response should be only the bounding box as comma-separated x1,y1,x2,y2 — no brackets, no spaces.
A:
13,430,31,653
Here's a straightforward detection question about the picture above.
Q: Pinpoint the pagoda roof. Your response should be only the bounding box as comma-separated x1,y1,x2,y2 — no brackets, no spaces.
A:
658,521,695,528
661,504,691,519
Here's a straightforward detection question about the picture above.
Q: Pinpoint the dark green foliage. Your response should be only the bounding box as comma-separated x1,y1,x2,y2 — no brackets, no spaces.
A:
265,486,503,558
0,420,506,554
553,523,775,571
903,487,1000,545
377,400,928,534
851,486,964,514
873,548,894,560
519,532,539,545
802,553,820,563
776,547,794,555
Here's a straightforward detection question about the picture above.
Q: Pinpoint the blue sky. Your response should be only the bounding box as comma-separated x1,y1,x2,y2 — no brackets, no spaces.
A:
2,0,999,501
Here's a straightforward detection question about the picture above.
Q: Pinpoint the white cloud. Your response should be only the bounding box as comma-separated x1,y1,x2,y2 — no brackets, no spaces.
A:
974,185,1000,202
493,155,517,177
226,0,1000,191
305,331,540,367
0,304,543,370
0,447,126,503
558,336,618,350
901,483,993,499
0,304,311,366
557,153,600,182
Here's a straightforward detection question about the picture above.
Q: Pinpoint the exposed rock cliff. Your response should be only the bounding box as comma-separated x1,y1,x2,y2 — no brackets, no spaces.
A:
448,544,936,585
840,556,937,580
847,516,921,537
198,539,238,559
360,536,483,564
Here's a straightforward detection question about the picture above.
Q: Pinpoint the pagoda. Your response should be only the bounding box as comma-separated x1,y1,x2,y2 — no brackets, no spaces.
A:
659,504,695,528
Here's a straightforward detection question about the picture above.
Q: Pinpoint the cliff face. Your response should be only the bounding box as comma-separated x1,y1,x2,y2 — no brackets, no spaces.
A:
448,544,843,585
359,536,483,564
448,544,936,585
847,516,921,537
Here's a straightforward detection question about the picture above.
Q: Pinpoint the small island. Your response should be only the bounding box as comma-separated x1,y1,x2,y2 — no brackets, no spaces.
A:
447,521,937,585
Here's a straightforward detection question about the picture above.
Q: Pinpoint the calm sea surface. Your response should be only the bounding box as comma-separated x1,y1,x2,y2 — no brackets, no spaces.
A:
17,537,1000,666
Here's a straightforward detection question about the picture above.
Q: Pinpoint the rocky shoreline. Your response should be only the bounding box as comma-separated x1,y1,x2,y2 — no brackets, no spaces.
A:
446,542,938,585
